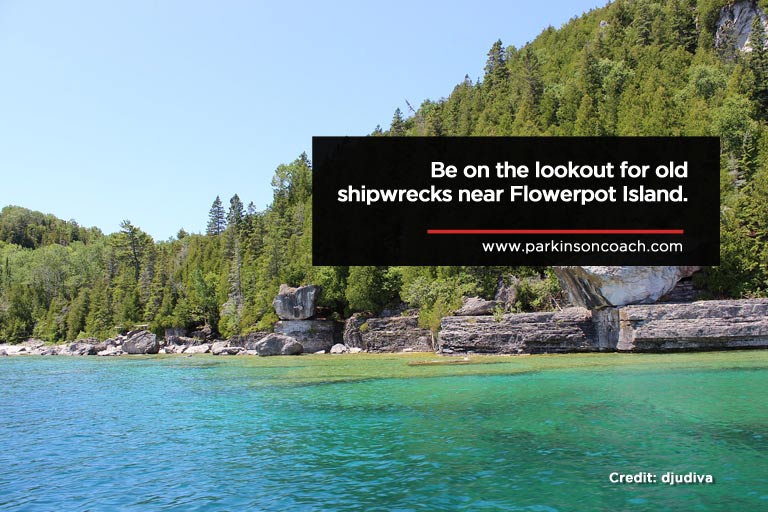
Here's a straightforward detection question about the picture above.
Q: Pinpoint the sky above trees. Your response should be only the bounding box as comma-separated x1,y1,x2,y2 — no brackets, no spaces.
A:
0,0,602,240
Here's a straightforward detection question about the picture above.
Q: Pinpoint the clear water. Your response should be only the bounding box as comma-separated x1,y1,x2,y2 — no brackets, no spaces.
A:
0,352,766,511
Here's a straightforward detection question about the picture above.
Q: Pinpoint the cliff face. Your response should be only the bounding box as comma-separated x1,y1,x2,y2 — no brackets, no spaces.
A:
716,0,768,51
437,299,768,354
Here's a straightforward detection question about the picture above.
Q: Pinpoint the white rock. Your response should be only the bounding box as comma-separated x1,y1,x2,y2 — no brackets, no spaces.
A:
330,343,348,354
184,344,211,354
554,266,700,309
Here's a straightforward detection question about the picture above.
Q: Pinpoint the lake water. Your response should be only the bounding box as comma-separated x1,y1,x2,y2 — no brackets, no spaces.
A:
1,352,766,511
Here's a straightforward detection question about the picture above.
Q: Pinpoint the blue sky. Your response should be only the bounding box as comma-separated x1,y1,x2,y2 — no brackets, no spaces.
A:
0,0,603,240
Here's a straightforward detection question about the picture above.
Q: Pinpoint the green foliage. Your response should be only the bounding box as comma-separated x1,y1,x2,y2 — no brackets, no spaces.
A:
513,272,563,312
206,196,226,236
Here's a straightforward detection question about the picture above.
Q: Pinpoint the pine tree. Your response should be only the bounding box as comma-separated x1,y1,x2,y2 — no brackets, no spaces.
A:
206,196,226,236
483,39,508,89
390,108,405,135
228,194,244,228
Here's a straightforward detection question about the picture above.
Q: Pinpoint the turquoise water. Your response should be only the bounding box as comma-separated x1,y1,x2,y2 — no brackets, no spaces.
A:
0,352,766,511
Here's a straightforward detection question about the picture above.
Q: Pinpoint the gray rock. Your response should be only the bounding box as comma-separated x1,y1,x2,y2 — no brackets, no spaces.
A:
343,313,367,349
211,342,244,356
272,284,319,320
191,325,214,341
439,307,598,354
122,331,159,354
330,343,348,354
349,347,363,354
554,266,700,309
344,314,433,353
454,296,499,316
227,332,271,350
273,320,341,353
68,341,97,356
617,299,768,351
164,344,187,354
495,279,518,310
22,339,45,349
253,333,304,356
97,346,123,356
716,0,768,51
184,344,210,354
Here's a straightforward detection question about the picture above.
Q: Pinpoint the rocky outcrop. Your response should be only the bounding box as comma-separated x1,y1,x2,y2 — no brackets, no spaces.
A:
272,284,319,320
68,341,97,356
211,341,245,356
716,0,768,51
554,266,700,309
184,344,211,354
228,332,271,350
273,320,340,353
453,296,499,316
122,331,159,354
617,299,768,351
439,308,599,354
253,333,303,356
344,314,434,352
97,346,123,357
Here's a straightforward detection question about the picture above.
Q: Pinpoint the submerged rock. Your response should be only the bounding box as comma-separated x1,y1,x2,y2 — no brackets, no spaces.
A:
272,284,319,320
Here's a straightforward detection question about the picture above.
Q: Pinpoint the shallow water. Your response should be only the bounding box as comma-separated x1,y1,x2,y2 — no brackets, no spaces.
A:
1,352,766,511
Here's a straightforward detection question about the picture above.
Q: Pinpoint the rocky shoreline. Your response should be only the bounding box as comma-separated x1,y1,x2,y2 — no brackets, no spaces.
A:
3,270,768,357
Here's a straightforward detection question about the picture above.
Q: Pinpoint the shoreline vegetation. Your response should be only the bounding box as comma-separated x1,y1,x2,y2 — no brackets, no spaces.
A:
2,1,768,350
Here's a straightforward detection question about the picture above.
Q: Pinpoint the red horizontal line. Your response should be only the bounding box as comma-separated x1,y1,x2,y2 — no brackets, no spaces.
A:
427,229,684,235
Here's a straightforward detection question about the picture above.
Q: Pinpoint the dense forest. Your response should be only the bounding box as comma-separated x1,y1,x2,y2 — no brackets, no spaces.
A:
2,0,768,343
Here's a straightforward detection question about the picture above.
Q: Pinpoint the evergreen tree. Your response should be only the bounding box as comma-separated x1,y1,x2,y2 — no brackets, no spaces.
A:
390,108,405,136
228,194,244,228
484,39,508,89
206,196,226,236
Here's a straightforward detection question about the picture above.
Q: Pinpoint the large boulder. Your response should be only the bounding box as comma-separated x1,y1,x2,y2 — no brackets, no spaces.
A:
253,333,303,356
122,331,159,354
68,341,97,356
272,284,319,320
453,296,499,316
553,266,700,310
273,320,341,353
